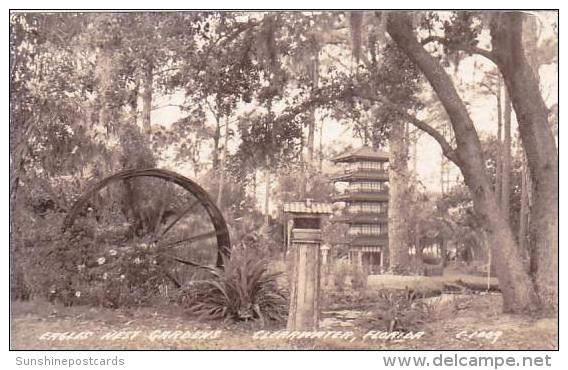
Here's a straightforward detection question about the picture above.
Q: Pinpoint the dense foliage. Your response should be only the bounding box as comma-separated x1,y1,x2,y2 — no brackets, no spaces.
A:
10,11,557,313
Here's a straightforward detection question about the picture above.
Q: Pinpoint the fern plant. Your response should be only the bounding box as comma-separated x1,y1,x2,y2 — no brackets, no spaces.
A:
180,246,288,324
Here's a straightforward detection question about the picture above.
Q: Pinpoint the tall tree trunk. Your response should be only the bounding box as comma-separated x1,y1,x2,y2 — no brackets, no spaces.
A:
212,114,221,170
130,74,139,126
142,61,153,135
439,123,451,194
414,222,422,262
440,151,445,194
265,97,275,227
388,121,411,272
305,108,316,195
305,54,319,193
306,51,318,165
216,116,230,207
519,153,531,265
501,89,512,223
412,133,418,175
299,130,307,198
307,108,315,168
319,119,324,173
264,169,271,227
518,14,538,279
495,78,503,205
95,48,117,173
252,168,257,201
490,12,558,311
387,12,538,313
97,51,113,135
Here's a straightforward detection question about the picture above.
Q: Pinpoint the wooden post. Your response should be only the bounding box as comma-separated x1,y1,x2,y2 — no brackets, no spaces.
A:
287,231,321,330
283,201,331,331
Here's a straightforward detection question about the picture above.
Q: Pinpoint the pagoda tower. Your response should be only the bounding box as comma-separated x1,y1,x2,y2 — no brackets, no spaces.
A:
331,146,389,273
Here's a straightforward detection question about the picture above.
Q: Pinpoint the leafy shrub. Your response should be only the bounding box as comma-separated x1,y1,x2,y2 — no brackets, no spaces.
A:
327,260,368,293
11,208,69,301
360,288,439,332
180,245,288,324
28,215,179,308
350,265,369,291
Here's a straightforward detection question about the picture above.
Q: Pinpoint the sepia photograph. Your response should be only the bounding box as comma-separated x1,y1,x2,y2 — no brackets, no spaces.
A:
9,9,558,352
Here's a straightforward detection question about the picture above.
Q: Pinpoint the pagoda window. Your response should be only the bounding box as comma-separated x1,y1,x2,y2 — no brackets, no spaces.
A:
347,226,359,235
349,181,386,192
357,161,383,171
349,204,359,213
349,202,388,214
348,224,383,236
348,182,360,192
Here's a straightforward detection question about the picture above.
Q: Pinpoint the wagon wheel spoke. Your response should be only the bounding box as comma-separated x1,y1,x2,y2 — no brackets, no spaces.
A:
154,198,201,242
155,263,183,288
158,230,222,250
160,253,216,272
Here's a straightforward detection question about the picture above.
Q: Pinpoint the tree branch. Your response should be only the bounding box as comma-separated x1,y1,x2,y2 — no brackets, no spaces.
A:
151,103,186,111
421,35,498,64
353,89,460,165
272,90,348,126
272,84,459,165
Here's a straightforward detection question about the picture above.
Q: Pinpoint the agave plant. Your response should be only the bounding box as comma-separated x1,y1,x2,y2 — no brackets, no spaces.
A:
180,246,288,324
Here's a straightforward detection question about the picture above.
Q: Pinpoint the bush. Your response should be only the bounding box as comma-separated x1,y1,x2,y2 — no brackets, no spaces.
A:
47,235,163,307
327,260,368,293
180,245,288,325
359,288,440,332
11,209,69,301
28,216,179,308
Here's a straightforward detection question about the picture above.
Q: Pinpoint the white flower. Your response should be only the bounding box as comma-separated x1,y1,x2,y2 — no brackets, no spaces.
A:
134,257,142,265
97,257,106,265
152,260,157,265
102,272,108,280
77,264,86,272
120,274,125,280
50,290,56,294
109,249,117,256
139,243,148,249
75,291,81,297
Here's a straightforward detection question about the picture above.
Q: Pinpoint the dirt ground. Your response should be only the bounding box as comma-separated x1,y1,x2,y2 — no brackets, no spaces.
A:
10,294,557,350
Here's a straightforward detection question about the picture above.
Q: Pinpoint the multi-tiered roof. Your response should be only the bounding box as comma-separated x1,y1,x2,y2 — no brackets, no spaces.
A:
331,146,389,249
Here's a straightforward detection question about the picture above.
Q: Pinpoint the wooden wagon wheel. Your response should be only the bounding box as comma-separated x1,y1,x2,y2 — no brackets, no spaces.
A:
62,168,231,289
